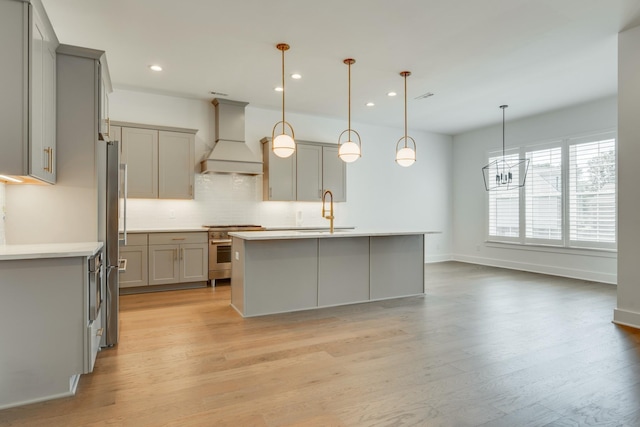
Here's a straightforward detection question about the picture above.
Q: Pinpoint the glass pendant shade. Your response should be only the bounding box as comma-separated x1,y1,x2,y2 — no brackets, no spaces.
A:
396,146,416,167
273,133,295,158
338,140,361,163
395,71,416,167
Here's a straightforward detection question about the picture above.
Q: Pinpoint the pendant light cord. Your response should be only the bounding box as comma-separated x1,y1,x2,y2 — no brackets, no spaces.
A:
403,73,409,147
348,60,351,140
281,47,285,134
502,106,505,157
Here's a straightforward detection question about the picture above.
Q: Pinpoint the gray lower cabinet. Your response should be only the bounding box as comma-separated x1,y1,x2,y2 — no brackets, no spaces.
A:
370,235,424,299
120,232,207,289
318,237,370,306
148,233,208,285
148,244,180,285
0,253,101,408
241,239,318,316
119,233,148,288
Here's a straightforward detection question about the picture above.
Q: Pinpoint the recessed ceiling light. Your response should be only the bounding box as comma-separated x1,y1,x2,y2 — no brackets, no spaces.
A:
149,64,163,72
366,102,375,107
274,86,284,92
387,91,397,97
291,73,302,79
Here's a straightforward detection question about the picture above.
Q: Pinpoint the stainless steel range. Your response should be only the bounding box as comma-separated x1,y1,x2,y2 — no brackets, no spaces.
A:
204,225,265,284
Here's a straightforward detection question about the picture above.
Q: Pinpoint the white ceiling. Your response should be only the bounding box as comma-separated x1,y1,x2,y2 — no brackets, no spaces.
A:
41,0,640,135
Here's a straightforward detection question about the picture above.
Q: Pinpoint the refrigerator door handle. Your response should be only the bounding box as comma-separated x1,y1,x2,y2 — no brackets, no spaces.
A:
119,163,128,246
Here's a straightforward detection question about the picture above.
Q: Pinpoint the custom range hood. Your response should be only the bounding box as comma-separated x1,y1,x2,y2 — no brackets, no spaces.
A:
200,98,263,175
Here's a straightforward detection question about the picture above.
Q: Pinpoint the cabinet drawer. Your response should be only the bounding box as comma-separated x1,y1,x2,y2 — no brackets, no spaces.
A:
149,232,207,245
120,233,148,246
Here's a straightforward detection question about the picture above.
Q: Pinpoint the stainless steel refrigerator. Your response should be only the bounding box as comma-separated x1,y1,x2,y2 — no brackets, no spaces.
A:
98,138,122,347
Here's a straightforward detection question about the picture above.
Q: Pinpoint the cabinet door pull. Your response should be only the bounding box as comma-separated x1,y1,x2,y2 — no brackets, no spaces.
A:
43,147,52,173
105,117,110,137
171,237,186,241
269,187,272,198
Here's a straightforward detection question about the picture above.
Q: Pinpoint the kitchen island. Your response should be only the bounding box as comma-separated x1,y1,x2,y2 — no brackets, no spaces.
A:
229,230,437,317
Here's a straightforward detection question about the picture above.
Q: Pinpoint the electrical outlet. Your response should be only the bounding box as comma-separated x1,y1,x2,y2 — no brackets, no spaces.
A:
235,251,240,260
169,210,176,219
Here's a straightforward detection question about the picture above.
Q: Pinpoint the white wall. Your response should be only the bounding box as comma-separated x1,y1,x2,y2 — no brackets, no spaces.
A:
0,183,5,245
614,24,640,328
109,89,453,262
452,96,617,283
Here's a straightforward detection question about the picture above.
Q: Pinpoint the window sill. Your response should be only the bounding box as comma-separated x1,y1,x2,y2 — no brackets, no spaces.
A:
485,240,617,258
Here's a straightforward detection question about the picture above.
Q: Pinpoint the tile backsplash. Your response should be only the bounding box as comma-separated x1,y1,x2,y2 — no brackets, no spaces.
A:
0,183,5,244
123,174,347,229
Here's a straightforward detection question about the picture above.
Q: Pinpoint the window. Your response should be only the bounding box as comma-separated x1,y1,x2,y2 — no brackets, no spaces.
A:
488,153,520,240
486,132,616,250
526,146,562,243
568,138,616,247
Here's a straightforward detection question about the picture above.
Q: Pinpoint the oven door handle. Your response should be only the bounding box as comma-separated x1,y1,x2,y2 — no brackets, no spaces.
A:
210,239,232,244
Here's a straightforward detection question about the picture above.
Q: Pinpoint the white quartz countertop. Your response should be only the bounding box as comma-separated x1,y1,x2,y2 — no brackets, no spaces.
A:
0,242,104,261
264,226,356,231
120,227,209,233
229,230,440,240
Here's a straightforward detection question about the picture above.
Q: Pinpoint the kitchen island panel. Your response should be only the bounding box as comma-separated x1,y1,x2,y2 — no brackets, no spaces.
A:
370,235,424,300
318,237,370,307
242,239,318,316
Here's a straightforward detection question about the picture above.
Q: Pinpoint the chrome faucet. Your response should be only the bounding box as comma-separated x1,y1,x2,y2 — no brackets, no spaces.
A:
322,190,334,234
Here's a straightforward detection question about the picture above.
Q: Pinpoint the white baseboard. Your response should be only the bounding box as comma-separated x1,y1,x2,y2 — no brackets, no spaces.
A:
452,254,617,284
0,387,75,411
613,308,640,330
425,254,453,264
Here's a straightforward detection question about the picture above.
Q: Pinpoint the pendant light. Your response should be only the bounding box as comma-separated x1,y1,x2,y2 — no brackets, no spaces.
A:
481,105,529,191
395,71,416,167
337,58,362,163
271,43,295,158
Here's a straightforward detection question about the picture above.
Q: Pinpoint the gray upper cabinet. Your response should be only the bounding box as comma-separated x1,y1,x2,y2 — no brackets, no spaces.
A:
0,0,59,184
116,122,196,199
322,145,346,202
56,44,113,178
121,127,159,198
261,137,296,201
296,143,323,201
158,131,195,199
261,138,346,202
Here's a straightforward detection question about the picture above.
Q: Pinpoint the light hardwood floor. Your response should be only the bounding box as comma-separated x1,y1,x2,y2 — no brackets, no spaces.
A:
2,262,640,426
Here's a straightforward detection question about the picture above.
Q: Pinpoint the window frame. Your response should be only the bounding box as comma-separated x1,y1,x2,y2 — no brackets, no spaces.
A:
485,129,617,252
